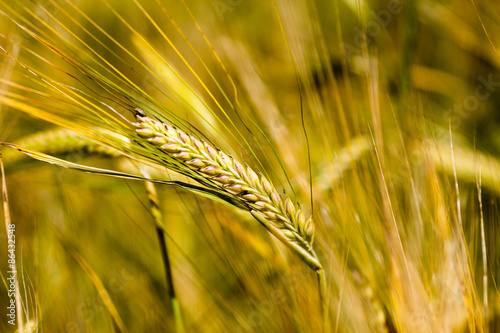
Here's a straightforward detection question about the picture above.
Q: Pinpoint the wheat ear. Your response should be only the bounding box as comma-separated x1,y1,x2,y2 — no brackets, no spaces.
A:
133,109,321,271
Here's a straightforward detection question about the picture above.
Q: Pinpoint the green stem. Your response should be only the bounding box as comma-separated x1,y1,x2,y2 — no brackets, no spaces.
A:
156,227,185,333
312,249,329,332
142,170,184,333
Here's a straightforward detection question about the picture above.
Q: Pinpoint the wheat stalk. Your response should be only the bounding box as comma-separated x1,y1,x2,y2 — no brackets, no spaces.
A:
133,109,322,271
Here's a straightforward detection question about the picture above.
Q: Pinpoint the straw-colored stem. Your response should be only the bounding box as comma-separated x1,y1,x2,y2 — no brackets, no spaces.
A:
0,151,24,333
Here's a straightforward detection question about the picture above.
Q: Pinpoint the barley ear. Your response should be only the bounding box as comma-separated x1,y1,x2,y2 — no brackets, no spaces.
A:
133,112,321,271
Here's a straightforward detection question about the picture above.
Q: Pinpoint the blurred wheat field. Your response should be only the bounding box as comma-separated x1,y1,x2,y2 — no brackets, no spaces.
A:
1,0,500,332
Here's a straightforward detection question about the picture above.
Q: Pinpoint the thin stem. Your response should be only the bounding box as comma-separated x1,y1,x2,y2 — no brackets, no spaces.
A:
476,159,488,318
156,227,184,333
1,151,24,333
142,168,184,333
317,268,329,332
312,249,329,332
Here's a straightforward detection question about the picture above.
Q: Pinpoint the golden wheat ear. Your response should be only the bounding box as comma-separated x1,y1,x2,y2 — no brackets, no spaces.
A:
133,109,321,270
